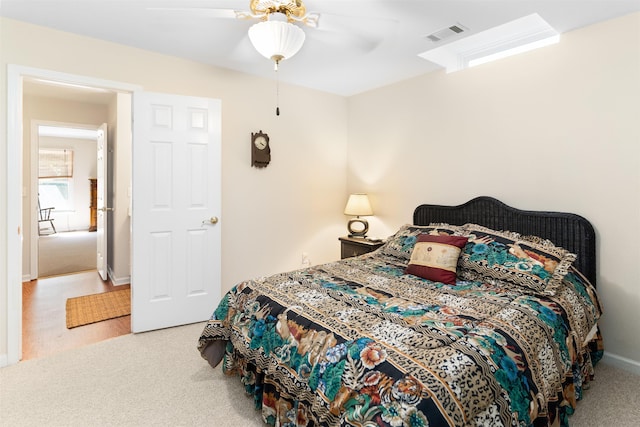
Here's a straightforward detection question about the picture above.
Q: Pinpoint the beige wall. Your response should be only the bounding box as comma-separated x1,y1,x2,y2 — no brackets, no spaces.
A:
0,18,347,361
347,13,640,367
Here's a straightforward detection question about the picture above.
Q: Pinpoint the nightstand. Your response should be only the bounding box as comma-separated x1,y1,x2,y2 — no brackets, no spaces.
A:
339,236,384,259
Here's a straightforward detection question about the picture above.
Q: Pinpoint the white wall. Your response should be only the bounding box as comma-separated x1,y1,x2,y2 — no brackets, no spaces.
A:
347,13,640,368
0,17,348,361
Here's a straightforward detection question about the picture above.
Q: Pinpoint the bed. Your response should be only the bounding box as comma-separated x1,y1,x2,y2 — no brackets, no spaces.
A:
198,196,603,427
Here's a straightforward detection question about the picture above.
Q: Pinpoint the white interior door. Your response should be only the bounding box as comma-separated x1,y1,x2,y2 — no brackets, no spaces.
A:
131,92,221,333
96,123,108,281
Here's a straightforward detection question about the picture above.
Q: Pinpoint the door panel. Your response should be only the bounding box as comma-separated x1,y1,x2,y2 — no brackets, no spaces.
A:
131,92,221,333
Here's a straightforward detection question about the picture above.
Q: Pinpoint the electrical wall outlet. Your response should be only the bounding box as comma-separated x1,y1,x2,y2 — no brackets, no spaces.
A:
301,252,311,268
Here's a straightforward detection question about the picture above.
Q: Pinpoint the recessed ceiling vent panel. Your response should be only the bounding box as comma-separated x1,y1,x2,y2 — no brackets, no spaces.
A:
426,24,468,42
419,14,559,73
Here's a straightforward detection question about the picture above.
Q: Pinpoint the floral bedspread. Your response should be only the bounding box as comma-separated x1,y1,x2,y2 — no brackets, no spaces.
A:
198,251,602,427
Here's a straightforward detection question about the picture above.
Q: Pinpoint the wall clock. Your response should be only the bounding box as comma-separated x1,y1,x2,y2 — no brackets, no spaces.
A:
251,130,271,168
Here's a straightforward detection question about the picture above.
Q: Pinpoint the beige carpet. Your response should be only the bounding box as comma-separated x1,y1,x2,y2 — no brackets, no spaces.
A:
39,230,97,277
66,289,131,328
0,322,638,426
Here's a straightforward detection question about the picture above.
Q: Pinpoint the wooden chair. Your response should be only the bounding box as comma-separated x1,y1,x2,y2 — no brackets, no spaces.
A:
38,198,56,235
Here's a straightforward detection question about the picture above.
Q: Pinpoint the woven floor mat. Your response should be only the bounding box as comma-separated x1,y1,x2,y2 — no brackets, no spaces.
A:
66,289,131,329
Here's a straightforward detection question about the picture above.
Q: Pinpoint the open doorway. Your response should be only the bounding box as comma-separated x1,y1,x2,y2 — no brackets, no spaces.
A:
23,79,132,285
35,123,100,278
21,78,133,360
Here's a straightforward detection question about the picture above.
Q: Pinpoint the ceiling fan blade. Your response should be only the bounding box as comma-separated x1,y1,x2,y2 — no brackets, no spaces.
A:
147,7,239,19
314,11,398,36
305,28,378,54
302,12,398,55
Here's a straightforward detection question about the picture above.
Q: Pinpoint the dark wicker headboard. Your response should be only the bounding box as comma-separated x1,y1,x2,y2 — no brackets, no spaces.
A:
413,196,596,286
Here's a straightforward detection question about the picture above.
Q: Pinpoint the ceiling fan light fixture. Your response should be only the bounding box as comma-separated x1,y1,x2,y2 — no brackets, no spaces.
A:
248,17,306,64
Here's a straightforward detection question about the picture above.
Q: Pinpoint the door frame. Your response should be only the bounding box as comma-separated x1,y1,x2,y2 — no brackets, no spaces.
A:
5,64,141,365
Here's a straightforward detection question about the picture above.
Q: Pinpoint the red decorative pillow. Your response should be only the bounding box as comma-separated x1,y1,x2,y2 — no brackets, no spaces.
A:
405,234,469,285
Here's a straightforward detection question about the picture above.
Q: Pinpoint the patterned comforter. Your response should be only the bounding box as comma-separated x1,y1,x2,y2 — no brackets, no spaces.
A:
198,250,602,427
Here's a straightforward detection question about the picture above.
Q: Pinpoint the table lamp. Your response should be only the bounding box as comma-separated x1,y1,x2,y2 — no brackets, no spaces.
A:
344,193,373,237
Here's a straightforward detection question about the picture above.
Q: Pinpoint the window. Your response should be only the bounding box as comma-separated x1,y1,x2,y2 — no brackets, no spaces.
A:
39,148,73,178
39,148,74,212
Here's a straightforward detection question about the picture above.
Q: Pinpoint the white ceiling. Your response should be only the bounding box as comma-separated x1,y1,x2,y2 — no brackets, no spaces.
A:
3,1,640,96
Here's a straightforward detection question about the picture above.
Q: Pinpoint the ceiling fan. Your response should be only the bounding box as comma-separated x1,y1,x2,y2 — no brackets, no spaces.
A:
150,0,395,68
150,0,395,116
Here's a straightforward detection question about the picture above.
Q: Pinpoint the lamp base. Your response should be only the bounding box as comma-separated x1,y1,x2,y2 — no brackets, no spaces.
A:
347,218,369,237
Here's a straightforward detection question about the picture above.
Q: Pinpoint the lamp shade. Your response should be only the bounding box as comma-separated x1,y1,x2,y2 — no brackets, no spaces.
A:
248,18,306,62
344,194,373,217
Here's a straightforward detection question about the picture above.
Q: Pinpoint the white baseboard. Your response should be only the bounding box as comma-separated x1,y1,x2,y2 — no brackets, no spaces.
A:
22,274,32,282
107,267,130,286
602,352,640,375
110,276,131,286
0,353,7,368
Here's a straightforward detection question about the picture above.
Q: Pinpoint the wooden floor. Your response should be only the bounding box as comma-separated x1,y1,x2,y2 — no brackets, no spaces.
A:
22,270,131,361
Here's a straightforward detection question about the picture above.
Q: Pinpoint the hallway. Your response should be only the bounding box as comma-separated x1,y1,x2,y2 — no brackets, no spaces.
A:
22,271,130,360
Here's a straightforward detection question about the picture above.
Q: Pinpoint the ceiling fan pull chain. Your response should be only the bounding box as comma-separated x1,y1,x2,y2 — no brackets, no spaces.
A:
275,62,280,116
